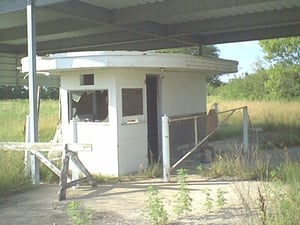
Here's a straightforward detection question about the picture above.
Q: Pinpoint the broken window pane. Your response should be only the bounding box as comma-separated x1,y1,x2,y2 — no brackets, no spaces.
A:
69,90,108,122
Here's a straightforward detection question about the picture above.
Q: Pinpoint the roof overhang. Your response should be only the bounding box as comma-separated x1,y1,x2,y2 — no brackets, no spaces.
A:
0,0,299,56
21,51,238,75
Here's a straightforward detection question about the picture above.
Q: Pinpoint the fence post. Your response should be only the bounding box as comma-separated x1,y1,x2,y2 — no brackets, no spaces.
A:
162,115,170,182
243,106,249,153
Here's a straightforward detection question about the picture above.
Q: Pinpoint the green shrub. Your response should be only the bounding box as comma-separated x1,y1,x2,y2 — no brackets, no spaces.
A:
145,186,168,225
67,201,92,225
173,168,192,217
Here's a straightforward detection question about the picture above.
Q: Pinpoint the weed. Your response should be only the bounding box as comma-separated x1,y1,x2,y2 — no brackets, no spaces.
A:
257,187,267,225
67,201,92,225
196,165,204,176
266,162,300,225
216,188,227,208
204,149,272,180
140,161,162,179
145,186,168,225
203,188,213,212
93,173,119,183
173,168,192,217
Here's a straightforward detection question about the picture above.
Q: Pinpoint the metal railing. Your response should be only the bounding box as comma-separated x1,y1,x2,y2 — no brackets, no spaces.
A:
162,106,249,181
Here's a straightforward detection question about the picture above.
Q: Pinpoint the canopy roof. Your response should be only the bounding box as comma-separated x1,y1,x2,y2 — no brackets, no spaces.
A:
1,0,300,55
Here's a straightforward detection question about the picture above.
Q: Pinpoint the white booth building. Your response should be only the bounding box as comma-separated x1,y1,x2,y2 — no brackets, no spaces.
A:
22,51,237,176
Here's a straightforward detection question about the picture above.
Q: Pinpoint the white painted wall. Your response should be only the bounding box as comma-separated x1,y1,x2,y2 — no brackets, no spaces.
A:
59,68,207,176
161,72,207,116
60,69,119,176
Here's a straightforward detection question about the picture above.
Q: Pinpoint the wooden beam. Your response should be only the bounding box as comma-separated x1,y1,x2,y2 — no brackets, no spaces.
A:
0,142,92,152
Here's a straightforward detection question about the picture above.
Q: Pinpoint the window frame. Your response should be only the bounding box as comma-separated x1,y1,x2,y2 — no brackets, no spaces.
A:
68,89,109,123
121,87,145,125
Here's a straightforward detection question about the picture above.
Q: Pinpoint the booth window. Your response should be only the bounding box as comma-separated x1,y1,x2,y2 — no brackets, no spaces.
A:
122,88,143,116
80,74,94,85
69,90,108,122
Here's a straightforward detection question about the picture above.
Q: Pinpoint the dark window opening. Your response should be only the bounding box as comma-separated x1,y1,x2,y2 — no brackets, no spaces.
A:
122,88,143,116
80,74,94,85
69,90,108,122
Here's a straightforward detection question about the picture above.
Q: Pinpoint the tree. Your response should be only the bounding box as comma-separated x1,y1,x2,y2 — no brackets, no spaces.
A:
157,45,222,87
157,45,219,58
259,37,300,99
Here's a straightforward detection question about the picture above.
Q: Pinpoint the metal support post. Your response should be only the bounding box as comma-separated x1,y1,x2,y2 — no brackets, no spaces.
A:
162,115,170,182
27,0,39,185
24,115,31,177
243,106,249,153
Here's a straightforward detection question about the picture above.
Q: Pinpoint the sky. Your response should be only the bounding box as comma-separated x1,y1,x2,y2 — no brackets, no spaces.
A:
216,40,265,82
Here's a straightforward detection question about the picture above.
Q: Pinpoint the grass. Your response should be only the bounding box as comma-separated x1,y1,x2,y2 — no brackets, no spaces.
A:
0,99,59,195
197,146,273,181
0,151,31,196
0,99,59,142
207,98,300,146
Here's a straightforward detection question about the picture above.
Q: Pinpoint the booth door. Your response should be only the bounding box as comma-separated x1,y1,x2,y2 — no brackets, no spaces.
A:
118,87,148,175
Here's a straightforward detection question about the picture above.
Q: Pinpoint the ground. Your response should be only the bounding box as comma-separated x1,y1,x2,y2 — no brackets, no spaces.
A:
1,137,299,225
0,177,263,225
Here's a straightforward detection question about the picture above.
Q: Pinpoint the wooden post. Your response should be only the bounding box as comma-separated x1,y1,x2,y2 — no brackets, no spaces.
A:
70,152,97,187
58,145,69,201
243,106,249,153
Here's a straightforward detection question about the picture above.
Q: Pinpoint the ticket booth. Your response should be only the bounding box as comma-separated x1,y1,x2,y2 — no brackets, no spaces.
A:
22,51,237,176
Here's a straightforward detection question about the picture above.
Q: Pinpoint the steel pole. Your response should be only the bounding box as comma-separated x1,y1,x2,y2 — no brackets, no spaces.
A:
27,0,39,185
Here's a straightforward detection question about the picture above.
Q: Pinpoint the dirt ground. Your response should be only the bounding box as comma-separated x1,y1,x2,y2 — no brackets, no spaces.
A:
0,177,264,225
1,137,299,225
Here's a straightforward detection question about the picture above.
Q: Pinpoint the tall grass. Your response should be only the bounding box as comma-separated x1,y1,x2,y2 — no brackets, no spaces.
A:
0,99,59,195
207,98,300,146
0,99,59,142
0,151,30,196
267,162,300,225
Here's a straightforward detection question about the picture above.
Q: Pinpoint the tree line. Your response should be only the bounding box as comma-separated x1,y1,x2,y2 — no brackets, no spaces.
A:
0,85,58,99
209,37,300,100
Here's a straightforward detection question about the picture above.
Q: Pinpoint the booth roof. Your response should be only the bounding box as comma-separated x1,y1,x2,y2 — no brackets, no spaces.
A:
21,51,238,75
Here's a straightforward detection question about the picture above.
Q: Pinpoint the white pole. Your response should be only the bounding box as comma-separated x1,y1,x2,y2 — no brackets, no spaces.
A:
162,115,170,182
71,120,79,187
27,0,39,185
243,106,249,153
24,115,31,177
